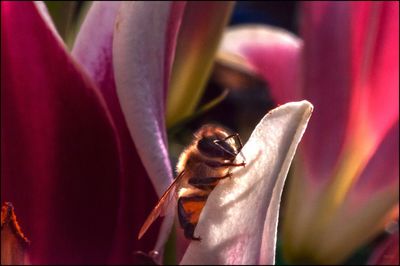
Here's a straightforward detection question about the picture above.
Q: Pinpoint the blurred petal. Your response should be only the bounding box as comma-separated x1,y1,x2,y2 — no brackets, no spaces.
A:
302,1,399,239
326,2,399,207
1,203,30,265
300,1,399,184
299,2,354,182
311,121,400,263
166,2,235,128
181,101,313,265
112,1,186,254
368,232,399,265
348,1,399,142
213,50,265,91
351,121,399,197
218,25,302,103
283,2,399,263
1,2,125,264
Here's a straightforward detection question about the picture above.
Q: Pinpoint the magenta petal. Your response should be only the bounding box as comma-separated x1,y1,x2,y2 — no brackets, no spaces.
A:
348,1,399,143
299,2,355,182
1,1,126,264
300,2,399,181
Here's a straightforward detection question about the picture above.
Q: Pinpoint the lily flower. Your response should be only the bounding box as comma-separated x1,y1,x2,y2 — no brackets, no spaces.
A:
218,1,398,264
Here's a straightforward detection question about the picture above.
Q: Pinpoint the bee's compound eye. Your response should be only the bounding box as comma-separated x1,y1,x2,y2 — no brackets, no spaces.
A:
215,139,237,159
197,138,224,158
198,137,236,160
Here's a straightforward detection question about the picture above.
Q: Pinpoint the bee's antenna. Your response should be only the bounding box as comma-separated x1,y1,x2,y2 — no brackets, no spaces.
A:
235,134,246,163
223,133,246,163
238,145,246,164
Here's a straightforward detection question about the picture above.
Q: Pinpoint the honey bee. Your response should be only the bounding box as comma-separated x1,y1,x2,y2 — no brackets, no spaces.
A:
138,124,246,241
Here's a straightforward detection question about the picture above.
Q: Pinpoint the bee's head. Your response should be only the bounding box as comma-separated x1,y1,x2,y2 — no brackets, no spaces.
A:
195,124,242,161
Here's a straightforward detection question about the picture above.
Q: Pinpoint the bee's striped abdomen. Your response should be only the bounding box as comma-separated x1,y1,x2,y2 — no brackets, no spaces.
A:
178,195,208,241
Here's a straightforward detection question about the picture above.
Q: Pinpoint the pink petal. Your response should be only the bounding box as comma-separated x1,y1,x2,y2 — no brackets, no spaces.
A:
307,121,399,262
112,1,186,254
368,232,399,265
218,25,303,104
280,3,398,263
347,1,399,146
1,1,132,264
72,1,186,261
300,2,399,182
299,2,355,182
113,1,184,201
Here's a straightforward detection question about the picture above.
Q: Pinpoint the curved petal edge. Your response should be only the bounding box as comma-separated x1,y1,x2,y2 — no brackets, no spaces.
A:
181,101,313,265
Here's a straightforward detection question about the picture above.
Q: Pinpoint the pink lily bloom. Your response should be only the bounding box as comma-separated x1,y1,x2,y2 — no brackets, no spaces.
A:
219,1,399,264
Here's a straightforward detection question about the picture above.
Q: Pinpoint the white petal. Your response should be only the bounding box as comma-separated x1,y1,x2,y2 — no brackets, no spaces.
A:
181,100,313,265
112,2,179,256
113,2,173,197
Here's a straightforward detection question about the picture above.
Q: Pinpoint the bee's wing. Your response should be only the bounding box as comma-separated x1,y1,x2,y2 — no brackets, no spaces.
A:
138,171,186,240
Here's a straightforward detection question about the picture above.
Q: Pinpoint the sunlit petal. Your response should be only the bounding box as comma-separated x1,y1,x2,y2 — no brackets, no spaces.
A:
181,101,313,265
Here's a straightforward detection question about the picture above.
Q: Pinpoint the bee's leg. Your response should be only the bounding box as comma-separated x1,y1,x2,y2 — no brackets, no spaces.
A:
178,195,207,241
188,173,232,190
206,161,246,168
